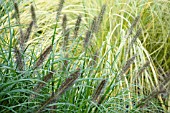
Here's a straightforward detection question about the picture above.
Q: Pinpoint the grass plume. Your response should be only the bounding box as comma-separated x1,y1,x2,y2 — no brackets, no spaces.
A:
23,21,33,45
62,14,67,33
33,45,52,69
125,15,140,39
56,0,65,21
84,30,92,48
95,5,106,33
133,61,150,80
14,46,24,71
31,4,37,27
83,5,106,49
134,74,170,109
13,2,20,24
120,54,137,77
130,28,142,46
36,68,80,113
90,16,97,33
13,2,24,51
63,28,70,52
74,15,82,38
92,79,107,102
126,28,142,54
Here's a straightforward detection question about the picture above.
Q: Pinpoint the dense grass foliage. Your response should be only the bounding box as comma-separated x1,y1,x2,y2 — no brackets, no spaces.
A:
0,0,170,113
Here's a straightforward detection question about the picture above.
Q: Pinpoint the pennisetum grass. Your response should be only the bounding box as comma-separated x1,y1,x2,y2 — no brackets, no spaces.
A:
130,28,142,46
73,15,82,38
14,46,24,71
84,30,92,48
23,21,33,48
62,28,70,70
30,71,54,99
1,0,169,112
56,0,65,21
124,15,140,39
126,28,142,55
61,14,70,71
36,68,80,113
62,15,69,53
133,74,170,110
13,2,20,22
62,14,67,33
90,16,97,34
33,45,52,69
13,1,24,51
31,4,37,27
88,79,107,113
95,5,106,33
84,4,106,49
119,54,137,77
92,79,107,103
133,61,150,81
13,3,36,72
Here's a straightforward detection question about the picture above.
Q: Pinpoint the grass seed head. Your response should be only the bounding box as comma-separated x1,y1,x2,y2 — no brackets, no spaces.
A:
34,45,52,69
57,68,80,95
14,2,20,23
36,69,80,113
129,15,140,35
91,16,97,33
63,28,70,52
125,15,140,39
131,28,142,45
24,21,34,44
121,54,137,75
92,79,107,102
31,4,37,27
95,4,106,33
56,0,65,21
14,46,24,71
137,61,150,76
74,15,82,38
84,30,92,48
62,14,67,33
126,28,142,54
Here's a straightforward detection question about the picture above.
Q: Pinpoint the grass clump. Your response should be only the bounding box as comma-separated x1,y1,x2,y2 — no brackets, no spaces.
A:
0,0,170,113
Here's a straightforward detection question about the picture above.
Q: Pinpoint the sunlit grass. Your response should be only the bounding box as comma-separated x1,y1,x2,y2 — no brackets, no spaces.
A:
0,0,170,112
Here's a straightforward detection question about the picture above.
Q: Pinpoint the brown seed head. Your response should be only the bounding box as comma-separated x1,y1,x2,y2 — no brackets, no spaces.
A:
95,5,106,33
56,0,65,21
34,45,52,69
14,46,24,71
24,21,34,44
31,4,37,27
74,15,82,38
121,54,137,75
62,14,67,33
36,68,80,113
84,30,92,48
125,15,140,39
92,79,107,102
